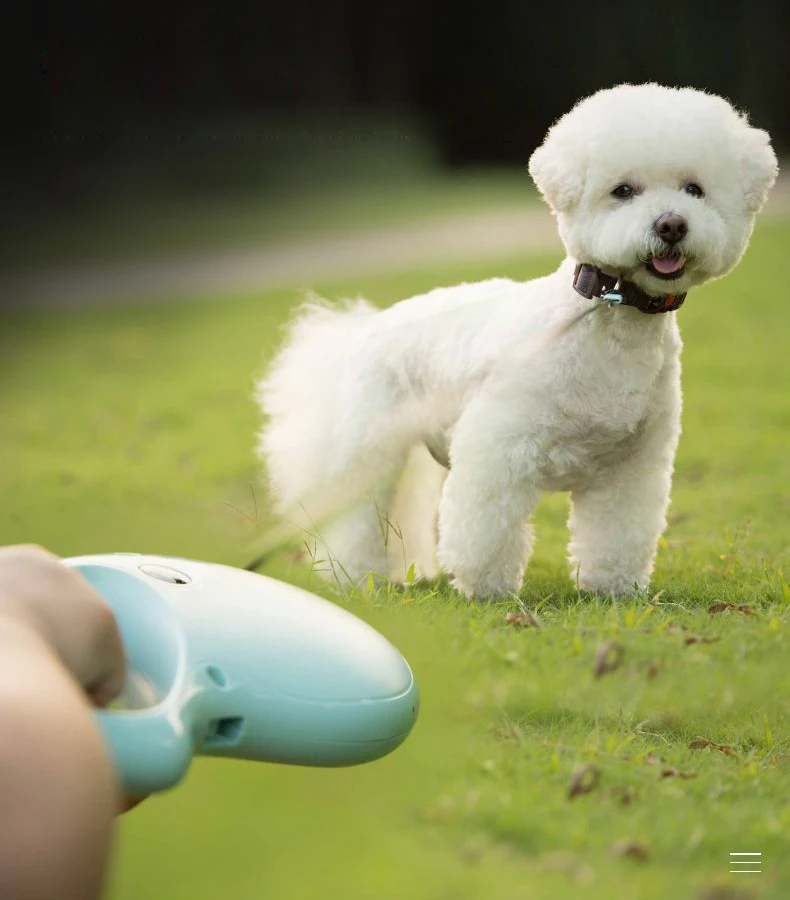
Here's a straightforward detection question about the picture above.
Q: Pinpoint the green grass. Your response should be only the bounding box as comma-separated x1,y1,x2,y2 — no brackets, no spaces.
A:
1,219,789,899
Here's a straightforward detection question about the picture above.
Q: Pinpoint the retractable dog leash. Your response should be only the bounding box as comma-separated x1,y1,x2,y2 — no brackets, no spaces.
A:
64,554,419,796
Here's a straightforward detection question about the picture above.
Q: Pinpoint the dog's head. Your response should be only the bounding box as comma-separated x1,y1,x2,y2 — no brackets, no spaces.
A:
528,83,778,295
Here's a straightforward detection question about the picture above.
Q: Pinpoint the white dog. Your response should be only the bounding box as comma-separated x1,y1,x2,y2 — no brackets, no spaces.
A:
257,83,777,599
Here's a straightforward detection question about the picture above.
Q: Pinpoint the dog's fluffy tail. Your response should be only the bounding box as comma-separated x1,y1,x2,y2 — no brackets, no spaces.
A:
256,295,378,511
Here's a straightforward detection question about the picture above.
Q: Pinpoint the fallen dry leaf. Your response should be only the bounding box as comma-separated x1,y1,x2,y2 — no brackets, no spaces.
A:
707,603,757,617
594,640,625,677
661,766,698,779
646,659,661,678
568,763,600,799
688,740,737,758
684,634,720,646
611,785,637,806
626,659,661,678
611,838,650,862
620,786,637,805
505,611,540,628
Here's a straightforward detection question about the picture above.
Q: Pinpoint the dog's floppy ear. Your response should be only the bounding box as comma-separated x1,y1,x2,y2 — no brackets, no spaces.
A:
528,128,585,213
737,120,778,214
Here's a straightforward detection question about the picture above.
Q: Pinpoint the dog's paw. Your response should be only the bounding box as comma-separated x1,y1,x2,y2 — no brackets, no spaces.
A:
449,573,522,601
577,572,648,598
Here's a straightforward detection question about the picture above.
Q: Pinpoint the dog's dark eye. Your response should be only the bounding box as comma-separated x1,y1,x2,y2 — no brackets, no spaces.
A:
684,182,705,198
611,184,635,200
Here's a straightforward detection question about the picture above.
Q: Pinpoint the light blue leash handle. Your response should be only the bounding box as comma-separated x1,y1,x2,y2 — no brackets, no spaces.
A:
63,555,419,796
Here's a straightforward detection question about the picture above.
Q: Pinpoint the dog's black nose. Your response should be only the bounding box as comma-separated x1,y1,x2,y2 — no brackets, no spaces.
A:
653,213,688,244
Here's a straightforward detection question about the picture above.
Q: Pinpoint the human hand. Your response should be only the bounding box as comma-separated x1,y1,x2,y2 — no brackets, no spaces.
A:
0,544,148,813
0,544,126,705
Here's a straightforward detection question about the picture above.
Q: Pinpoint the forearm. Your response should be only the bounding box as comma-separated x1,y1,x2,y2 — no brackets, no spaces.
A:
0,617,119,900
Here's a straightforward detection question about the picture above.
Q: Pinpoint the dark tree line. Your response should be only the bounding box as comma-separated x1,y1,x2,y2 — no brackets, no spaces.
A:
5,0,789,203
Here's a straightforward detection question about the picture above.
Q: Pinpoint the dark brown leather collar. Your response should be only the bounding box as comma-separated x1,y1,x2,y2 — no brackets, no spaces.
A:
573,263,686,314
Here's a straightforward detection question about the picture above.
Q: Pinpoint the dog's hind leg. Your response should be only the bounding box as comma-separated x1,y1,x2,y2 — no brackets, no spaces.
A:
314,445,410,588
319,495,395,587
387,444,448,582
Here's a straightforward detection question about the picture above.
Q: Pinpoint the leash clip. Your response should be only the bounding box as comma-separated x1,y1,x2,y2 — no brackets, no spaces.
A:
601,278,623,305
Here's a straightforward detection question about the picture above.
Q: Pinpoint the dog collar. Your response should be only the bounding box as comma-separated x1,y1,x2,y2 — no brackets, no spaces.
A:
573,263,686,314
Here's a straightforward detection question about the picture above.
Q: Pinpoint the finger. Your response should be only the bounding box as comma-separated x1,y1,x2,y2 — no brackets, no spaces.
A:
84,603,127,703
87,674,126,709
54,565,129,699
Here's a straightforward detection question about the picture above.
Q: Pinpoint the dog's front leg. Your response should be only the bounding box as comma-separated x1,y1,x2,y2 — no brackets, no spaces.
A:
567,371,681,596
437,467,538,598
436,399,540,599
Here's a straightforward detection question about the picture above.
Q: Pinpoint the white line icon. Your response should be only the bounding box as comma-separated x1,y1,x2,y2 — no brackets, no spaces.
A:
730,852,762,874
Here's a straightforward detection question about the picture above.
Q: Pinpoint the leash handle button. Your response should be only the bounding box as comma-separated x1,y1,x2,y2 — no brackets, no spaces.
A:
139,564,192,585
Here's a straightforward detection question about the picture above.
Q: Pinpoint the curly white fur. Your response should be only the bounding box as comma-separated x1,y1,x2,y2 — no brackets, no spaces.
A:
256,83,777,599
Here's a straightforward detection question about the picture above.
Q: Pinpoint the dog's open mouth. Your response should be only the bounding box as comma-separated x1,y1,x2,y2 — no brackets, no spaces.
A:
646,254,686,280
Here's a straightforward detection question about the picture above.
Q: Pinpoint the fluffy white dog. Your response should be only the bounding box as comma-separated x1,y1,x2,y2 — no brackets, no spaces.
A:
257,83,777,599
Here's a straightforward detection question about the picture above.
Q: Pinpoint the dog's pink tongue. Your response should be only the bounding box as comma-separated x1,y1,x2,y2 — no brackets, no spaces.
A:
652,255,685,275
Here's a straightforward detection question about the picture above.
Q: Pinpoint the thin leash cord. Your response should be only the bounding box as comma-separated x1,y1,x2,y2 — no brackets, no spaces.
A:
243,298,604,572
514,300,602,358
